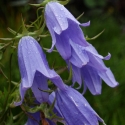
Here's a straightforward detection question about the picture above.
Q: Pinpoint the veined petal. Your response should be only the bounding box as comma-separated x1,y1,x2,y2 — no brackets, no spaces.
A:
55,32,71,60
56,86,105,125
67,19,89,46
46,119,56,125
25,112,40,125
71,64,82,86
14,83,27,106
46,23,56,53
45,1,68,34
98,68,119,87
81,65,102,95
85,43,111,60
31,71,49,103
80,21,90,27
69,40,89,68
49,92,67,125
86,51,107,71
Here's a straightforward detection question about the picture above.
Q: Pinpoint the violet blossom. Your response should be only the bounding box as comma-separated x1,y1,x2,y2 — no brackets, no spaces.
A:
45,1,90,60
56,85,106,125
15,36,65,106
70,41,118,95
45,1,118,95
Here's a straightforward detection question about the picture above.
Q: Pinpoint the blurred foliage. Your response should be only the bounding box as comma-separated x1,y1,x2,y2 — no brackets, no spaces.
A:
0,0,125,125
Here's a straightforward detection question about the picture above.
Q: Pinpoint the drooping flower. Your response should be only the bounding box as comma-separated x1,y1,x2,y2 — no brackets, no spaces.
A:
45,1,90,60
70,41,118,95
45,1,118,95
15,36,65,106
56,85,106,125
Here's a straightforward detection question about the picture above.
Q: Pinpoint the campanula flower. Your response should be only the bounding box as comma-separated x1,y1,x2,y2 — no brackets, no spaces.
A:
45,1,90,60
70,42,118,95
15,36,65,106
56,85,106,125
44,1,118,95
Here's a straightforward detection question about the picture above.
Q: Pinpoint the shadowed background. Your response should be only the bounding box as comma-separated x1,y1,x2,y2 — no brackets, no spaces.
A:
0,0,125,124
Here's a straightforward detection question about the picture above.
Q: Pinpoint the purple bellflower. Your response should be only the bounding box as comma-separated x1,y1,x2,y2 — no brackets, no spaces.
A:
45,1,90,60
45,1,118,95
56,85,106,125
70,42,119,95
15,36,65,106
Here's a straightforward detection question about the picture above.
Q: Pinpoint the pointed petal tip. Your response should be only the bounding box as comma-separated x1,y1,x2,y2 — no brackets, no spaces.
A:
80,20,90,27
14,101,22,106
104,53,111,60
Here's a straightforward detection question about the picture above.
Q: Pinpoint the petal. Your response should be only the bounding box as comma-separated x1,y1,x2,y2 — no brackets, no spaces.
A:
31,71,49,103
69,40,89,68
71,64,82,86
46,23,56,53
86,51,107,71
85,44,111,60
46,119,56,125
14,83,27,106
50,71,66,90
98,68,119,87
45,1,68,34
80,21,90,27
81,65,102,95
55,32,71,60
49,92,62,116
25,112,40,125
67,19,89,46
56,86,105,125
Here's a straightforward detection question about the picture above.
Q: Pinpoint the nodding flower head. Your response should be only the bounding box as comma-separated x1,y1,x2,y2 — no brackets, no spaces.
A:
15,36,65,106
45,1,90,59
56,85,106,125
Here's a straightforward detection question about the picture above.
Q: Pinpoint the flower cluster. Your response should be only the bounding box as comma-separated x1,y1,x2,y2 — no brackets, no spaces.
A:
15,1,118,125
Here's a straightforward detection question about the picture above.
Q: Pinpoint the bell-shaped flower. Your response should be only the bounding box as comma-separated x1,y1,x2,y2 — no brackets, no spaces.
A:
15,36,65,106
70,41,118,95
45,1,90,60
56,85,106,125
44,1,118,95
